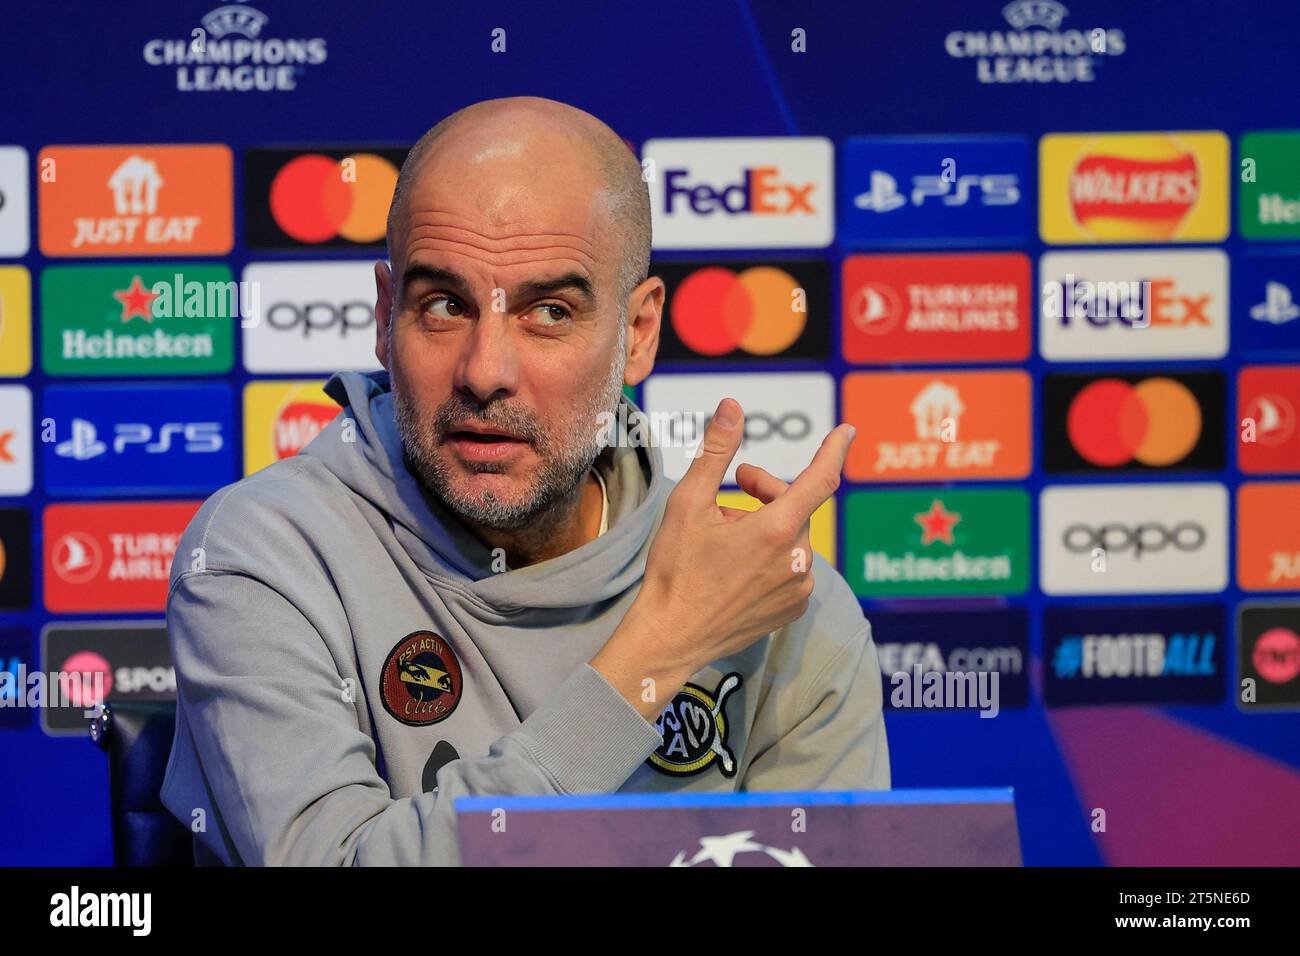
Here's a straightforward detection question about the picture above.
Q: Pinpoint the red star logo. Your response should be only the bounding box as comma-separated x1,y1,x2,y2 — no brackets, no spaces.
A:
113,275,160,322
914,499,961,545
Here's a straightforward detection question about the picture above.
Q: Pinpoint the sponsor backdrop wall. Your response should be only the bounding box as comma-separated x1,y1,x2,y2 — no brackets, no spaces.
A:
2,0,1299,866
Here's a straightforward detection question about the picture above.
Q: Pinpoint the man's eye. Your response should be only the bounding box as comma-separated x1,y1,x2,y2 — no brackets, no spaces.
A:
419,295,467,320
532,303,571,325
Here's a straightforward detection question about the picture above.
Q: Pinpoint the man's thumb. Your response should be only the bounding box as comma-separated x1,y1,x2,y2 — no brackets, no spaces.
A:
679,398,743,499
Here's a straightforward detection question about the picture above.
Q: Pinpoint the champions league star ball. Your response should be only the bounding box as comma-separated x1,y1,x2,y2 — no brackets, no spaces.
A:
669,831,813,867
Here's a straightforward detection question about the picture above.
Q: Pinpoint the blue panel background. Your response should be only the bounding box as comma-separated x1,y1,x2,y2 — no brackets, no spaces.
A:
1,0,1299,866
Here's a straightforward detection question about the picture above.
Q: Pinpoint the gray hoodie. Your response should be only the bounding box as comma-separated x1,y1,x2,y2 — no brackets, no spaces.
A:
161,369,889,865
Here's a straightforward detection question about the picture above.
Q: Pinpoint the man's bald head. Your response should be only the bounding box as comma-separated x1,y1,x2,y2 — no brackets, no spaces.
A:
386,96,651,305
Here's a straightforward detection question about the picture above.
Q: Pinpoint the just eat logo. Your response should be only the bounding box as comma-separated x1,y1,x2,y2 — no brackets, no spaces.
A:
645,137,834,250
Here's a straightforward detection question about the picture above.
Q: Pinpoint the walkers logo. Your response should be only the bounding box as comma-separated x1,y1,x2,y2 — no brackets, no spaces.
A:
652,260,830,362
842,370,1030,482
644,137,833,249
143,2,328,92
1039,250,1228,360
1238,603,1300,710
1043,372,1225,473
1040,132,1228,243
873,608,1029,711
379,630,463,726
38,145,233,256
0,266,32,377
0,386,32,496
1234,257,1300,353
0,628,35,730
1239,367,1300,474
716,491,835,565
643,372,834,484
43,502,200,613
42,384,235,496
1039,483,1228,595
647,673,742,778
244,147,405,250
243,380,339,474
1044,605,1225,707
0,147,29,256
844,489,1029,598
840,136,1029,245
1239,132,1300,240
842,253,1031,364
41,265,235,375
1237,482,1300,591
943,1,1126,84
0,509,32,611
40,623,173,736
242,262,380,372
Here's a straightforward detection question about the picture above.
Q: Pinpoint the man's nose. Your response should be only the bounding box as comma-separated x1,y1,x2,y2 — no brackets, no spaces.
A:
454,312,519,403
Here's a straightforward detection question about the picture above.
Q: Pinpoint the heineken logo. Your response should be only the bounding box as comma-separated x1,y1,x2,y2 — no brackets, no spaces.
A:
845,489,1029,597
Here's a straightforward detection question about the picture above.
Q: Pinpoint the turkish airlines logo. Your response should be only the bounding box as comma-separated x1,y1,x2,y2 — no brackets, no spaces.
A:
842,253,1030,363
44,503,199,612
1044,372,1224,473
38,145,233,256
1238,367,1300,474
653,260,829,362
842,370,1030,482
644,138,834,249
1238,604,1300,709
1040,483,1228,595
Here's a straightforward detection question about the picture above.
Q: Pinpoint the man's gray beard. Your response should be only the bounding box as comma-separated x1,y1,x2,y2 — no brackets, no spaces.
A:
392,325,627,533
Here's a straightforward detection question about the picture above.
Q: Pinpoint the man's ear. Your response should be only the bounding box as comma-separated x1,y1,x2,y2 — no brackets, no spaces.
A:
375,259,395,370
623,275,664,388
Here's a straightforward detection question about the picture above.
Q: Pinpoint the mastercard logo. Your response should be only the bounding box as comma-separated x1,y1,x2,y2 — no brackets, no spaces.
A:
269,153,398,244
669,266,808,356
1067,377,1202,467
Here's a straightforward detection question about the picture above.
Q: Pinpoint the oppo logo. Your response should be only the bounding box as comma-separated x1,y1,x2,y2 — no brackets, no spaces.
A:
265,300,374,337
1063,522,1207,559
663,411,811,446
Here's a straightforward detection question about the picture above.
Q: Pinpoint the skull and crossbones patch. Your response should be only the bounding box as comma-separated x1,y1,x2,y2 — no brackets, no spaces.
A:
647,673,742,778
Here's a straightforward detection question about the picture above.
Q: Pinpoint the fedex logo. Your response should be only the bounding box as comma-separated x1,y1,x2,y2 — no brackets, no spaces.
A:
663,167,817,216
1039,251,1227,360
645,137,833,249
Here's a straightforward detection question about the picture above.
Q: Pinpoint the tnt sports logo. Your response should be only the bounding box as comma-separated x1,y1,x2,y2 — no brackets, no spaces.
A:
647,673,742,778
38,145,234,256
1054,374,1222,471
1039,132,1229,243
644,137,833,249
244,147,406,250
1237,604,1300,709
379,630,463,726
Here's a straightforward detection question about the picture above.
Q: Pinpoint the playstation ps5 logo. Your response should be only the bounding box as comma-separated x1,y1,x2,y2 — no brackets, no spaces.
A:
854,169,1020,212
54,419,224,459
1250,282,1300,325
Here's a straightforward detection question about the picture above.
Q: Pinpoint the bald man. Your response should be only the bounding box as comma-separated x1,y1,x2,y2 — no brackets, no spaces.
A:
162,96,889,866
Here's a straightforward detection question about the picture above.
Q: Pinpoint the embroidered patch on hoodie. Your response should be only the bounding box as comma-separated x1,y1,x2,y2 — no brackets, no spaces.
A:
648,673,742,778
380,630,463,726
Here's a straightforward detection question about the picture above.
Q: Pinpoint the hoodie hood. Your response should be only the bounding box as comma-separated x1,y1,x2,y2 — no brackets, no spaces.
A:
300,369,670,613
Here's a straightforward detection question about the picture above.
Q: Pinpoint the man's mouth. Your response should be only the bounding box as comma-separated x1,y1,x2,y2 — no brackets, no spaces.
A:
444,423,530,463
